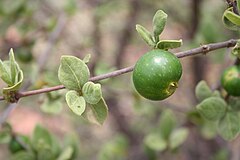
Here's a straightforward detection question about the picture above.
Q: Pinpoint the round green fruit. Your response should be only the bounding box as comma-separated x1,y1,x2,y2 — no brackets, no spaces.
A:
221,65,240,96
132,49,182,100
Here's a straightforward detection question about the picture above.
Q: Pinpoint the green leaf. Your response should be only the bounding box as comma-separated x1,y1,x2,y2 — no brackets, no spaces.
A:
10,151,35,160
156,39,182,50
41,99,63,114
144,133,167,151
65,90,86,116
197,97,227,121
232,40,240,59
152,10,168,42
57,146,74,160
136,24,155,47
0,60,12,85
58,55,90,91
159,109,176,140
169,128,189,150
195,80,212,101
201,120,218,139
224,7,240,26
32,125,52,151
82,98,108,125
218,112,240,140
82,82,102,104
83,54,91,64
222,8,240,31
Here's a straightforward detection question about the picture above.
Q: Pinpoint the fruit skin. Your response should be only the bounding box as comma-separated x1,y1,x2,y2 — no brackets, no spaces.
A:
132,49,182,100
221,65,240,96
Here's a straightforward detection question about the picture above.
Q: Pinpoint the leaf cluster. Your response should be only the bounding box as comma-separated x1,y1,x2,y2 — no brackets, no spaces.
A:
195,80,240,140
58,55,108,125
136,10,182,50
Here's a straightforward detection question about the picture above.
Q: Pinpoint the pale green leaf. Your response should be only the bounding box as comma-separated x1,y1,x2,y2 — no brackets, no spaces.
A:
83,54,91,64
82,98,108,125
232,40,240,59
144,133,167,151
169,128,189,149
195,80,212,101
156,39,182,50
58,56,90,91
152,10,168,42
0,60,12,85
82,82,102,104
159,109,176,140
136,24,155,47
3,70,23,102
222,8,239,31
66,90,86,116
224,8,240,26
218,112,240,140
197,97,227,121
57,146,74,160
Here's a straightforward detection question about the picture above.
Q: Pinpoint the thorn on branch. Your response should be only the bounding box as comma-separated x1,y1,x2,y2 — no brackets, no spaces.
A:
202,45,210,55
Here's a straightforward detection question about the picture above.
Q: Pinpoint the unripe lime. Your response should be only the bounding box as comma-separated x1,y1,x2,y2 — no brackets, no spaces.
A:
221,65,240,96
132,49,182,100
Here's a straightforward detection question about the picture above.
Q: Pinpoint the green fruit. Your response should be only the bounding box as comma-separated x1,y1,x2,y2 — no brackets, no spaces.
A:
221,65,240,96
132,49,182,100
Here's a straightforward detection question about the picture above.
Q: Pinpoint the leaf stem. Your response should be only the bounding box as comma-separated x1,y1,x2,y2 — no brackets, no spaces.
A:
0,39,237,102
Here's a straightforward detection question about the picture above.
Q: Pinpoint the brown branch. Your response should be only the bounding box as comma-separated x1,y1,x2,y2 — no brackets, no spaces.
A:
0,39,237,102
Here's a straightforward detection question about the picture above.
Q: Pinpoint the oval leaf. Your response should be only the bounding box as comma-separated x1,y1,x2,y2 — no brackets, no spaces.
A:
218,112,240,140
0,60,12,85
169,128,189,150
195,80,212,101
159,109,176,140
66,90,86,116
144,133,167,151
82,98,108,125
152,10,168,42
58,56,90,91
82,82,102,104
156,39,182,50
136,24,155,47
196,97,227,121
222,8,239,31
224,8,240,26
